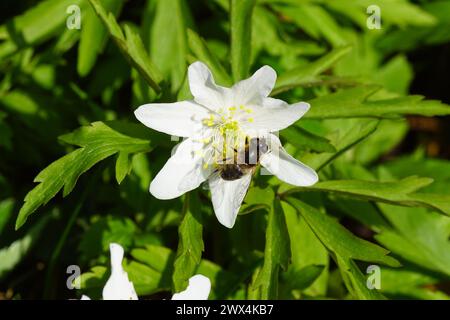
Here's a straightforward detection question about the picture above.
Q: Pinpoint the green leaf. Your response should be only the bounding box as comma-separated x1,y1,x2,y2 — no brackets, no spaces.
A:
380,154,450,194
0,199,14,236
16,121,152,229
336,257,386,300
306,86,450,119
379,267,449,299
187,29,232,86
79,266,108,297
125,260,165,295
285,175,448,215
325,0,436,28
283,264,325,291
282,201,329,297
230,0,256,81
88,0,164,92
274,3,348,47
285,198,396,299
250,198,290,299
115,152,131,184
149,0,192,92
299,119,379,172
287,198,399,268
283,177,450,217
376,205,450,277
172,191,204,292
353,119,409,165
382,155,450,183
131,245,240,299
0,215,50,280
0,0,86,58
78,0,124,77
273,46,352,95
78,216,138,261
373,55,413,95
281,126,337,153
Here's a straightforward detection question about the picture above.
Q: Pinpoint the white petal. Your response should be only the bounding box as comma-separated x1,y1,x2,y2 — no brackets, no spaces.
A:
260,134,318,186
242,99,310,132
134,100,209,137
232,65,277,106
102,243,138,300
209,174,252,228
188,61,231,110
150,138,211,200
80,295,91,300
171,274,211,300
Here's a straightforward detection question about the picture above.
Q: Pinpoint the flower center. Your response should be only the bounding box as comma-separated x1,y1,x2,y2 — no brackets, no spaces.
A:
199,105,255,168
202,105,254,132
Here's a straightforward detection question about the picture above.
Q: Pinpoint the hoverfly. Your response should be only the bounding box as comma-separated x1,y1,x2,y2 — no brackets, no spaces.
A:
216,136,269,181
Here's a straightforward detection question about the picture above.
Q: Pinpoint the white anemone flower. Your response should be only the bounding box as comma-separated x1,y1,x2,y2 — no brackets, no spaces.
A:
171,274,211,300
81,243,211,300
135,62,318,228
102,243,138,300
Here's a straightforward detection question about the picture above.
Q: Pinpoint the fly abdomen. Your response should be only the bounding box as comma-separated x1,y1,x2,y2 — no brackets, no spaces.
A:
220,164,244,181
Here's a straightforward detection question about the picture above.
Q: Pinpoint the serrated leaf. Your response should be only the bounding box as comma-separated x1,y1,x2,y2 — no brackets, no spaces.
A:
88,0,164,92
172,191,204,292
286,199,392,299
306,86,450,118
287,198,399,268
230,0,256,81
16,121,152,229
283,177,450,217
